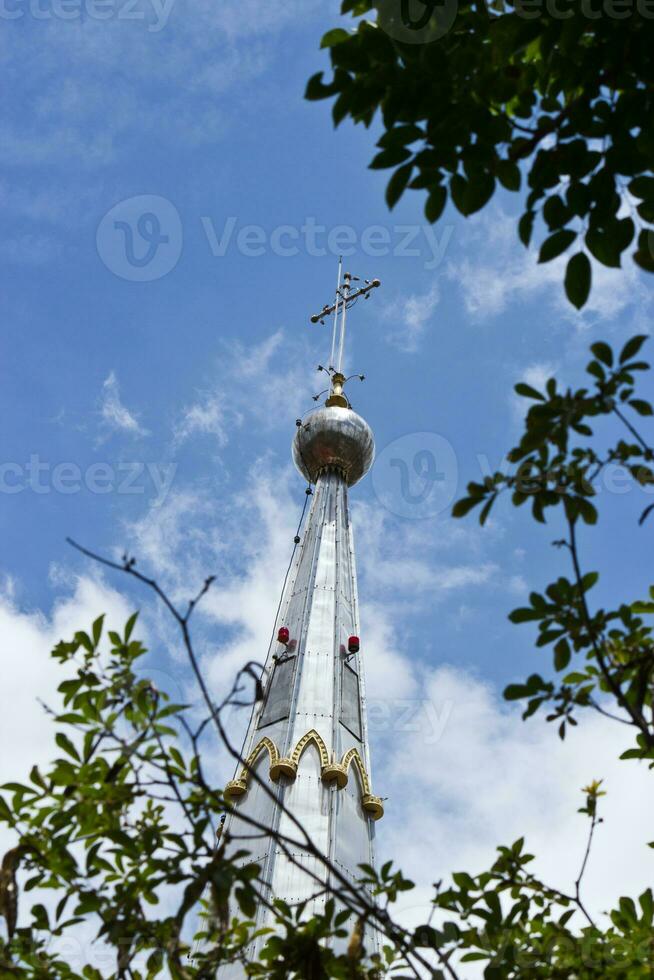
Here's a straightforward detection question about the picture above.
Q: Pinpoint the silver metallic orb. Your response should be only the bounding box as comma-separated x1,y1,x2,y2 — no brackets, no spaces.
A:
293,406,375,487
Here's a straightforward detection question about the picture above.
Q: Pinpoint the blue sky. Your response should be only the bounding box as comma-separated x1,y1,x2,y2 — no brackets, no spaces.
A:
2,0,654,951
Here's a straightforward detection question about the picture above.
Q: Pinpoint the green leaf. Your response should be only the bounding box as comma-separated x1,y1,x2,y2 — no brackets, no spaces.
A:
629,398,653,416
539,229,576,263
515,382,545,401
478,495,496,526
580,571,599,591
305,71,340,102
92,615,104,647
496,160,521,192
465,174,495,215
0,796,13,823
378,124,423,148
633,601,654,616
620,335,648,364
386,163,413,210
505,683,527,701
618,896,638,923
564,252,591,309
639,888,654,923
451,497,482,518
554,639,571,671
320,28,351,48
235,886,257,918
566,181,590,217
518,211,534,246
563,671,589,684
586,226,621,268
55,733,80,761
577,497,598,525
590,341,613,366
508,607,541,623
543,194,570,230
29,766,47,789
425,185,447,223
124,612,139,642
74,631,94,654
370,147,412,170
628,175,654,200
450,174,468,215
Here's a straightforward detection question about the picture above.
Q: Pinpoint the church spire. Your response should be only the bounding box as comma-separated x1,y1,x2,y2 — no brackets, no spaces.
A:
217,268,383,974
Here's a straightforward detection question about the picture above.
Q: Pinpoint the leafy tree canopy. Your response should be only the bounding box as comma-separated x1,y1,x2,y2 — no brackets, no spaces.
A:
307,0,654,308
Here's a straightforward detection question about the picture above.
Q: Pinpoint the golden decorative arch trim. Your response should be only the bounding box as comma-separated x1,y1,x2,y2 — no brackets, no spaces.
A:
224,730,384,819
224,737,278,798
341,747,371,796
290,729,330,769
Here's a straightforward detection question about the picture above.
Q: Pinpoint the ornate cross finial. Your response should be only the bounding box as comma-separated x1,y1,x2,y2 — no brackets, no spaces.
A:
309,259,381,407
309,260,381,372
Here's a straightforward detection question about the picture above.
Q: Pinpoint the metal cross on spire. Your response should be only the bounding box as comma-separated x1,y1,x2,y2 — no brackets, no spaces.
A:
309,258,381,379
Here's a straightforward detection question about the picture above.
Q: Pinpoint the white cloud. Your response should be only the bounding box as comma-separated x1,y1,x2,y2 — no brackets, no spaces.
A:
352,498,512,613
227,329,314,425
448,207,653,329
507,573,527,596
173,393,236,447
231,330,285,379
0,0,323,175
0,574,136,793
170,330,313,448
383,283,440,353
123,460,300,680
522,361,556,392
123,485,221,588
378,664,654,939
98,370,149,441
0,572,17,601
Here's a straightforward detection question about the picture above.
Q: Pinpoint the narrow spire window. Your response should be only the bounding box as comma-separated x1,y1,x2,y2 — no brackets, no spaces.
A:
340,661,362,740
258,657,296,728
